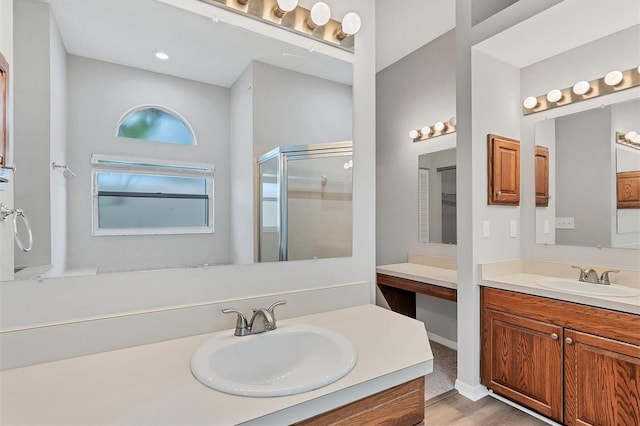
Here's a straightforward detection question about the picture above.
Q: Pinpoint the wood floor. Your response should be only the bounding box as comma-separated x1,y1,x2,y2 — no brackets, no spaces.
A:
424,393,548,425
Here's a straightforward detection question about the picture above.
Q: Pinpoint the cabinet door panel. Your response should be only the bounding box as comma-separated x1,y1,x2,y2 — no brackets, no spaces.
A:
481,309,563,422
488,134,520,205
564,330,640,426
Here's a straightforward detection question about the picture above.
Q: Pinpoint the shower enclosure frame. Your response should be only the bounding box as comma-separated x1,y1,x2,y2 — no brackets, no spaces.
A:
257,141,353,262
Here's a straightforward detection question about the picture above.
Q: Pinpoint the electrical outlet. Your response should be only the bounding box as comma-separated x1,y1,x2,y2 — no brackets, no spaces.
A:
555,217,575,229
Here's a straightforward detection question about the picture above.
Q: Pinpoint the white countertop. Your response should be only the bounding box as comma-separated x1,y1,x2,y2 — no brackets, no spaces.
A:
376,263,457,290
0,304,433,425
480,273,640,315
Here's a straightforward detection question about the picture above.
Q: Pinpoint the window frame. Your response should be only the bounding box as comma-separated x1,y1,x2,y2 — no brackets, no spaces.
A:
91,154,214,236
115,105,197,146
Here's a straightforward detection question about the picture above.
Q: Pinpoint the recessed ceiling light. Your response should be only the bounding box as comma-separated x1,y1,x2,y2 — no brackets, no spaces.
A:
153,51,170,61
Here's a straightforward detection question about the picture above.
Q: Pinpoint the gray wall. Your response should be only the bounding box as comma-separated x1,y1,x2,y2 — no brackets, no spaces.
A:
376,29,457,264
13,0,53,269
376,30,457,345
66,56,231,273
555,108,611,247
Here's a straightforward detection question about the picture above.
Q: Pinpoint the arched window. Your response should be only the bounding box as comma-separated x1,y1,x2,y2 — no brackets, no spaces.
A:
117,106,195,146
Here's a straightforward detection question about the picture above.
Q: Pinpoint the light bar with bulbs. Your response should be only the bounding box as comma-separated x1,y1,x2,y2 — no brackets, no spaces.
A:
197,0,361,51
409,117,457,142
522,65,640,115
617,131,640,150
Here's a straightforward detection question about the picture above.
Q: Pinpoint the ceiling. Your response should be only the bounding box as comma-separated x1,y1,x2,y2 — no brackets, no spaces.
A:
47,0,353,88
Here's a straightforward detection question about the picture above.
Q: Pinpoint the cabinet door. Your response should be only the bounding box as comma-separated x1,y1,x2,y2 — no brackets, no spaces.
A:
481,309,563,422
535,145,549,207
564,329,640,426
487,134,520,205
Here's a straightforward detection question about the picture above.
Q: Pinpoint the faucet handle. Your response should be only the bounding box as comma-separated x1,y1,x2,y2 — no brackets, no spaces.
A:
599,270,619,285
571,265,586,281
267,300,287,321
222,309,250,336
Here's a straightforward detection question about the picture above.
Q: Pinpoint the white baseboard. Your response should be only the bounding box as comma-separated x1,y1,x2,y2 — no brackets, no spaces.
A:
454,380,489,401
427,332,457,350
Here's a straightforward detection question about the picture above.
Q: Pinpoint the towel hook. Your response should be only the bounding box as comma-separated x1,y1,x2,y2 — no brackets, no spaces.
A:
52,162,77,178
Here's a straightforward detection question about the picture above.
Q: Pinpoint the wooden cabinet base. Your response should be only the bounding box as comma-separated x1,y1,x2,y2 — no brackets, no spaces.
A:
295,377,425,426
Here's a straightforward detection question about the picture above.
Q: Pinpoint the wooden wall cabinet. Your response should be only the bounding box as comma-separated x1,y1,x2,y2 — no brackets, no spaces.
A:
481,287,640,425
0,51,9,171
616,170,640,209
535,145,549,207
488,134,520,205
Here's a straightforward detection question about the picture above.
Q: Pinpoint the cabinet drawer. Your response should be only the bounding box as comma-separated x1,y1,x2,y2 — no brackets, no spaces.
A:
482,287,640,346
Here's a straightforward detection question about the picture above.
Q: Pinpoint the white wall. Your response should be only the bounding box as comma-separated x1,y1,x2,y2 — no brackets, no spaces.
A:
0,0,14,281
0,0,376,366
521,25,640,270
376,30,457,263
65,55,231,273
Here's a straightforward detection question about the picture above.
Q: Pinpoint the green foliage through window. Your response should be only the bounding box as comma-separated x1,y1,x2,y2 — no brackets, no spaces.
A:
117,107,195,145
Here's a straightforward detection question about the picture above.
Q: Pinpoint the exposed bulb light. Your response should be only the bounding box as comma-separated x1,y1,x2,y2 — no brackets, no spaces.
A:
307,2,331,29
409,129,419,140
546,89,563,103
336,12,361,40
625,131,639,141
604,70,623,86
153,51,170,60
421,126,432,136
448,117,457,127
434,121,446,132
572,80,591,96
523,96,538,109
273,0,298,18
634,135,640,144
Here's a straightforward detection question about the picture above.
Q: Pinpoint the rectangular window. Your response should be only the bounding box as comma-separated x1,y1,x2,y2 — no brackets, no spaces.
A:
91,155,214,236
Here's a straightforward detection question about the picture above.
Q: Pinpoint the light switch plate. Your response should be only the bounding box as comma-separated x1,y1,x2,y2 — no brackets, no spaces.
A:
544,219,550,234
483,220,490,237
510,220,517,238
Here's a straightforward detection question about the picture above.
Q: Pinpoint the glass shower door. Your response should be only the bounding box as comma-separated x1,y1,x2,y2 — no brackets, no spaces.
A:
258,156,280,262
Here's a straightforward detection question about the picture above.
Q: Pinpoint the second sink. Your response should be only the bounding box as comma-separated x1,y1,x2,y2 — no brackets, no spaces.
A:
536,278,640,297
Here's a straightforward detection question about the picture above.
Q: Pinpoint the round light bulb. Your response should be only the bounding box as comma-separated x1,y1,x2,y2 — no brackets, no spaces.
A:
277,0,298,12
343,162,349,170
604,70,623,86
625,131,639,141
572,80,591,95
546,89,563,103
153,51,170,60
523,96,538,109
341,12,362,35
421,126,432,136
448,117,457,127
309,2,331,27
434,121,446,132
633,135,640,144
409,129,419,139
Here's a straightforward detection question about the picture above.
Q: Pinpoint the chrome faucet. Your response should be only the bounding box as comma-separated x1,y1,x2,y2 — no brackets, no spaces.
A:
222,300,286,336
571,266,619,285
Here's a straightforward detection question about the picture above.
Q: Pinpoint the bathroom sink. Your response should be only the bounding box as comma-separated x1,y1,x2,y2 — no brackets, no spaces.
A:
191,323,357,397
536,279,640,297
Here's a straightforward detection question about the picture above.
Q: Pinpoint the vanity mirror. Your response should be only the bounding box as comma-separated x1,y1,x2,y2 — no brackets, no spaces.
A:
535,99,640,249
7,0,353,281
418,148,457,245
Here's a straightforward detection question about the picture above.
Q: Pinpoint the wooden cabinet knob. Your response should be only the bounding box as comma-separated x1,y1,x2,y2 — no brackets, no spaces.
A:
565,337,573,345
551,333,558,340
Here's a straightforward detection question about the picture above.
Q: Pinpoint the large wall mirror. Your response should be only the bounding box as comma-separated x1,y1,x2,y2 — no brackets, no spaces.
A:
7,0,353,282
535,99,640,249
418,147,457,245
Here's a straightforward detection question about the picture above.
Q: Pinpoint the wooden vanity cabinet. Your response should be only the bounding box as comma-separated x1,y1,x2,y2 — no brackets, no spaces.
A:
481,287,640,425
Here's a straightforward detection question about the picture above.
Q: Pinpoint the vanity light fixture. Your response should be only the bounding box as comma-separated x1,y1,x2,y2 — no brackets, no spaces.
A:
522,65,640,115
307,2,331,29
153,51,170,60
336,12,362,40
572,80,591,96
617,131,640,149
273,0,298,18
604,70,624,86
197,0,359,51
410,116,456,142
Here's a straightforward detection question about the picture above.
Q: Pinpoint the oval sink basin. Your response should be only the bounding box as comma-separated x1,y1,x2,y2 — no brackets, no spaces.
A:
191,323,357,397
536,279,640,297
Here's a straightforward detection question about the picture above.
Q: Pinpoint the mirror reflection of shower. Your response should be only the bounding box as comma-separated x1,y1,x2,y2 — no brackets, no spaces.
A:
258,142,353,262
418,149,457,245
